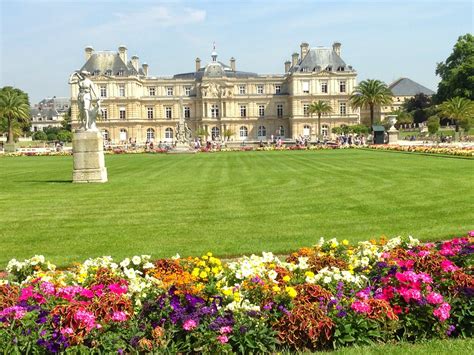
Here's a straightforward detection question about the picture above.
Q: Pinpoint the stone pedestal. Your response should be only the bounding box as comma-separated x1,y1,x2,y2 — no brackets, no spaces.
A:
72,130,107,183
4,143,16,153
168,143,196,154
387,129,399,145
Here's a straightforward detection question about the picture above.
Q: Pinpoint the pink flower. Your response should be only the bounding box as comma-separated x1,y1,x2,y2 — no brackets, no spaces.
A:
109,283,128,295
0,306,27,320
19,286,34,301
417,250,430,257
418,273,432,283
219,326,232,334
440,260,459,273
74,309,97,330
399,287,421,303
351,300,371,314
40,282,55,295
111,311,128,322
217,335,229,344
80,289,94,299
433,302,451,322
426,292,444,305
90,284,104,297
61,327,74,335
469,231,474,237
183,319,198,331
57,286,84,301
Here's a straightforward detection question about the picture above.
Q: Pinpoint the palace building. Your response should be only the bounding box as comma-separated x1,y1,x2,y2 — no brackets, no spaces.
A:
70,42,360,144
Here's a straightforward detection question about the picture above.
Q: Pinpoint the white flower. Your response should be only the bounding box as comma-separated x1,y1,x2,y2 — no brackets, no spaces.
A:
172,253,180,260
132,256,141,265
261,252,274,263
120,258,130,268
323,276,332,284
142,262,154,269
267,270,278,280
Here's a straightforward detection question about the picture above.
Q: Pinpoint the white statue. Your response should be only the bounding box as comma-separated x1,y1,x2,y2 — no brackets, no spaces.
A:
69,70,101,131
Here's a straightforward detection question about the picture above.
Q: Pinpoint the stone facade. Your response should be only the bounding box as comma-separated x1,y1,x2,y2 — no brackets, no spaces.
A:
71,42,359,144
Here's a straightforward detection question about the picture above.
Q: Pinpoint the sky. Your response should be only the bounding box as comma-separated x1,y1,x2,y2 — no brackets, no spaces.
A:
0,0,472,104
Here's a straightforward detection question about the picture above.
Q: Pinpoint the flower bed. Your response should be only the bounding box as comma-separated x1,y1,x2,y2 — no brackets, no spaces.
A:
364,144,474,157
1,233,472,353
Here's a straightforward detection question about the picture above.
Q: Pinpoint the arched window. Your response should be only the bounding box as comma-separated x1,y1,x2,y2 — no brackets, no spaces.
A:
278,125,285,137
119,128,127,142
321,124,329,137
101,129,109,141
211,126,220,139
146,128,155,142
165,128,173,140
303,125,311,137
257,125,266,138
239,126,248,139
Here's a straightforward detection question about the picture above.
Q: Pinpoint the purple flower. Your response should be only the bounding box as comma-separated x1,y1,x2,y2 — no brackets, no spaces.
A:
446,325,456,336
337,310,347,318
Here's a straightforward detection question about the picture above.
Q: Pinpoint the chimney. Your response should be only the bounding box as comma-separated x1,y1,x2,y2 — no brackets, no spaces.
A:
118,45,128,63
195,57,201,72
131,55,139,71
284,60,291,73
84,46,94,60
291,52,299,67
230,57,236,71
300,42,309,59
333,42,341,56
142,63,149,76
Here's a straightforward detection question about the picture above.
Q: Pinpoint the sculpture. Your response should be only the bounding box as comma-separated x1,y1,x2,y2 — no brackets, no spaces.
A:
69,70,101,131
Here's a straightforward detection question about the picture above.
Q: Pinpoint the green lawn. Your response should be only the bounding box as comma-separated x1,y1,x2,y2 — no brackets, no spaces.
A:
0,150,472,267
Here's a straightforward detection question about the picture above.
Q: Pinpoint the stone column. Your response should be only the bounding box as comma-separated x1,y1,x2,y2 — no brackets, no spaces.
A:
72,131,108,183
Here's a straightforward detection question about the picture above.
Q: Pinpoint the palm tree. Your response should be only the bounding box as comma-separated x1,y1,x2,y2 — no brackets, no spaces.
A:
308,100,333,138
350,79,393,128
439,97,474,133
0,87,30,144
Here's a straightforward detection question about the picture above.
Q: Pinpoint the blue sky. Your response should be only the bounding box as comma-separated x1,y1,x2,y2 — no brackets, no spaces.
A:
1,0,472,103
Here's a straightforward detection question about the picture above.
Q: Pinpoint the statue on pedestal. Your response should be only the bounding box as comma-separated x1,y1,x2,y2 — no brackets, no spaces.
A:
68,70,101,131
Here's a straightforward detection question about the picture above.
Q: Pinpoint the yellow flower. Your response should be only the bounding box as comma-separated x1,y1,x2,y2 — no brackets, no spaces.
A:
202,255,209,260
207,252,213,257
233,293,241,302
282,275,291,282
191,268,200,277
330,242,338,248
342,239,349,246
305,271,315,278
272,285,281,292
198,261,206,267
205,267,211,272
222,288,232,296
285,286,297,298
199,271,208,279
212,267,220,275
347,250,353,255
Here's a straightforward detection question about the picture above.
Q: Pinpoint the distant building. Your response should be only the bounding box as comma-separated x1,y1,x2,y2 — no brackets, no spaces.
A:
30,97,70,132
360,78,435,124
70,42,360,144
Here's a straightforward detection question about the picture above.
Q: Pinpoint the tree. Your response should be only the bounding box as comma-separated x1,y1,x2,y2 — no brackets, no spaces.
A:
308,100,333,138
0,86,30,143
32,131,48,141
426,116,440,136
439,97,474,133
57,130,73,142
435,34,474,102
61,108,72,131
403,93,432,112
350,79,393,128
223,128,234,141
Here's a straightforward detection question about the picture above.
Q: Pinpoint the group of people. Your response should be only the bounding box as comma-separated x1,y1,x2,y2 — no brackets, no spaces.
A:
335,134,367,146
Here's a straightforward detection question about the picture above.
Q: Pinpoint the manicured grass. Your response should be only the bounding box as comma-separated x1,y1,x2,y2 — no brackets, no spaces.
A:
314,337,474,354
0,150,472,267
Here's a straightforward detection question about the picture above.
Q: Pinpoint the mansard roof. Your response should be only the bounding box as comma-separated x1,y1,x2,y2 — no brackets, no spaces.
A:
291,47,354,73
389,78,435,96
80,51,141,77
173,62,258,80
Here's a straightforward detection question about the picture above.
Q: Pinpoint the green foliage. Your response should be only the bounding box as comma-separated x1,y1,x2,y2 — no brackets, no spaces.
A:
46,132,57,141
435,33,474,102
350,79,393,127
439,97,474,132
332,125,367,135
32,131,48,141
61,108,72,131
223,128,234,139
427,116,440,135
309,100,333,136
196,127,209,137
0,86,30,143
57,130,72,142
403,93,432,112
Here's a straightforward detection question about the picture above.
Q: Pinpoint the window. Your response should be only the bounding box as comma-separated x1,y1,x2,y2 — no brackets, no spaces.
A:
239,126,248,138
185,86,191,96
303,104,310,117
119,85,125,97
322,125,329,137
165,128,173,140
303,125,311,137
101,108,108,120
119,128,127,141
277,104,283,118
184,106,190,119
302,81,309,94
166,87,174,96
258,105,265,117
148,87,156,96
321,82,328,93
339,81,346,93
165,107,172,119
210,104,219,118
105,70,112,76
119,108,126,120
102,129,109,141
240,105,247,118
257,125,266,137
211,126,220,139
239,85,246,95
118,70,124,76
147,107,154,120
100,85,107,98
146,128,155,142
278,125,285,137
275,85,281,94
339,102,347,115
257,85,264,94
